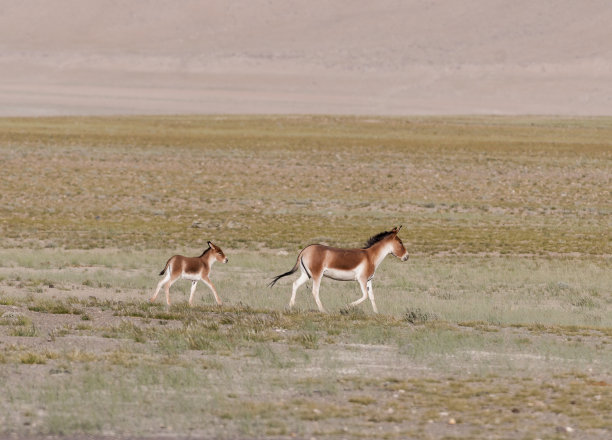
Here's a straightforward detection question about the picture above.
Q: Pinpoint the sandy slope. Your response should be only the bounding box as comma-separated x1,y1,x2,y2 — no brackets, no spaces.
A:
1,0,611,116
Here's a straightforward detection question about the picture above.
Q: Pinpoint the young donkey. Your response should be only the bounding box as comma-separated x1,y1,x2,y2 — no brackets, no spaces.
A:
151,242,228,306
269,226,408,313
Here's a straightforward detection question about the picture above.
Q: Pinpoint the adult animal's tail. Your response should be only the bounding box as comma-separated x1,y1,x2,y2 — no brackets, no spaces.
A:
268,262,299,287
269,246,313,287
268,268,297,287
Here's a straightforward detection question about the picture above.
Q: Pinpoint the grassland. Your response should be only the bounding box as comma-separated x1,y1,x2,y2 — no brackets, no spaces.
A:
1,115,610,253
0,115,610,439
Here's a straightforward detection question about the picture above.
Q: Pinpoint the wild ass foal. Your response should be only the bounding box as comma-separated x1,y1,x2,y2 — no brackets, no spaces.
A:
151,241,228,306
269,226,408,313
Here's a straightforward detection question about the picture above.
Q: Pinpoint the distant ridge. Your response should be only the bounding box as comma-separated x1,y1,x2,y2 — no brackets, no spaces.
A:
1,0,611,116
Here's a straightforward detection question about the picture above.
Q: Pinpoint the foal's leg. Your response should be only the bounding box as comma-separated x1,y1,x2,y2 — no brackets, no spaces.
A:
188,281,198,306
366,279,378,314
311,276,326,313
290,270,309,309
202,276,222,305
151,270,171,303
164,275,179,306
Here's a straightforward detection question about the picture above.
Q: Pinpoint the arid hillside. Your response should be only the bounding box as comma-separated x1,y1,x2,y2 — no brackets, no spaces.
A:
1,0,611,116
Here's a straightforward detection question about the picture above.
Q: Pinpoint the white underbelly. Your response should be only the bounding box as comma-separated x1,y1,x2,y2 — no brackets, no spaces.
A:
323,268,357,281
181,272,202,281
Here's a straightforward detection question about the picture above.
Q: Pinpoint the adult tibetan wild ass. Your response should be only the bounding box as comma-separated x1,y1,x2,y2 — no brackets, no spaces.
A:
269,226,408,313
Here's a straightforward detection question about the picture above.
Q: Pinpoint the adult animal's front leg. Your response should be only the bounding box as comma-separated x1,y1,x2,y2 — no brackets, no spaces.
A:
366,279,378,313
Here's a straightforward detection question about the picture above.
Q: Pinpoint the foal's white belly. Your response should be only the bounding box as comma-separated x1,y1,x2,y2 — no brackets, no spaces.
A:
181,272,202,281
323,268,358,281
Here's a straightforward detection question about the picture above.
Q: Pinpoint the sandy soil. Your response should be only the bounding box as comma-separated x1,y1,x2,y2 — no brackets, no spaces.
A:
1,0,611,117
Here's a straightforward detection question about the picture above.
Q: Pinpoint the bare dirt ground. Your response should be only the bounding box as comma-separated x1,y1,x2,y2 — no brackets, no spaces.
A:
1,0,612,117
1,283,610,439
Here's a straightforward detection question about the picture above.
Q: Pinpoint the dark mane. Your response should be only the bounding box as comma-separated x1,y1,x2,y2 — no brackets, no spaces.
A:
198,247,211,258
363,230,394,249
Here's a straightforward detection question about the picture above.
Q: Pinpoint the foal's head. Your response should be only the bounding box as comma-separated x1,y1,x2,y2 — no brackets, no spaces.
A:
389,226,409,261
208,241,229,264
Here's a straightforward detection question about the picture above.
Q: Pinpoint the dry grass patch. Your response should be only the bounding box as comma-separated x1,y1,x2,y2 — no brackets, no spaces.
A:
1,115,610,254
0,298,609,438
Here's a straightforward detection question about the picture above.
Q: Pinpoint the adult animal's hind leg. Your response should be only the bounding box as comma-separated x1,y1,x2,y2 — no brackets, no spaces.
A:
311,276,326,313
350,279,369,308
290,270,309,309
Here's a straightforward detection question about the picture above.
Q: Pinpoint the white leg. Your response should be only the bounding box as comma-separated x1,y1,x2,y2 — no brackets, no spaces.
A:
290,271,309,309
311,277,326,313
202,277,222,305
350,279,369,307
165,277,178,305
151,271,171,303
188,280,198,306
367,280,378,313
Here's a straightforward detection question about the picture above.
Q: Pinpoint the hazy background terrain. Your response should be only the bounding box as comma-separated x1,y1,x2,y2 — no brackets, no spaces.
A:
1,0,611,116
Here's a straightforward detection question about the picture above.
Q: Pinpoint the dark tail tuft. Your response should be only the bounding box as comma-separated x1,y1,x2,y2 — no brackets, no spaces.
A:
268,267,298,287
159,262,168,276
269,251,305,287
159,257,172,276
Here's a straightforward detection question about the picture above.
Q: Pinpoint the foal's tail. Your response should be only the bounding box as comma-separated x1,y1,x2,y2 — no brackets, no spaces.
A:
158,257,173,276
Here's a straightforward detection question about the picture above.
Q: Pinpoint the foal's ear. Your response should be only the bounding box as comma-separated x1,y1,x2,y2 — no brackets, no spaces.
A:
392,225,402,234
207,241,213,248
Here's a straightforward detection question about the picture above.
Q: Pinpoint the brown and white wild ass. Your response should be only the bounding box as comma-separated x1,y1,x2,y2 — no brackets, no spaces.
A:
269,226,408,313
151,241,228,306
